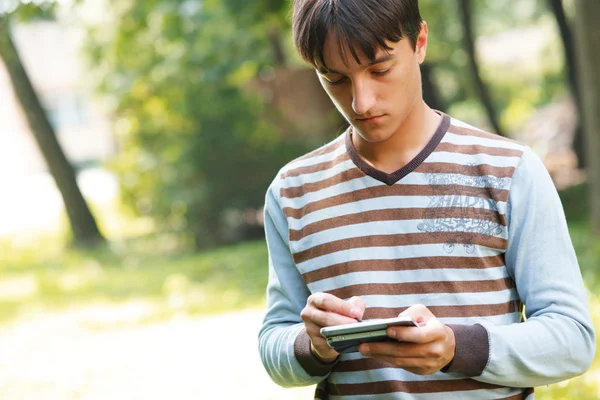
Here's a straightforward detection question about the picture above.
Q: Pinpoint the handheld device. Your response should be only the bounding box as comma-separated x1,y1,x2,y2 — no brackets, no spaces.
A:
320,316,419,354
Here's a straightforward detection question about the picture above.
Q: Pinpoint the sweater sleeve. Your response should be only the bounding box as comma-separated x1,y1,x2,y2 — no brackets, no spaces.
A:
445,146,596,387
258,183,335,387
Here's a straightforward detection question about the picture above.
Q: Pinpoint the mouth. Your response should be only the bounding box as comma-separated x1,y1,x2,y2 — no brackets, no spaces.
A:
357,115,385,123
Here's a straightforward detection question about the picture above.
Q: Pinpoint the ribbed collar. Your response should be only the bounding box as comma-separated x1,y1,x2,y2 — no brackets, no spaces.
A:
345,112,451,185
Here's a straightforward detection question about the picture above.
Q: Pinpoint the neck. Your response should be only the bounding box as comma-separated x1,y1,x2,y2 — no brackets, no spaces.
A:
352,101,441,173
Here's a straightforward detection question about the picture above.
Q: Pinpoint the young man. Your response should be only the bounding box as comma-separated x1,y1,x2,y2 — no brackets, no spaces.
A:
259,0,596,398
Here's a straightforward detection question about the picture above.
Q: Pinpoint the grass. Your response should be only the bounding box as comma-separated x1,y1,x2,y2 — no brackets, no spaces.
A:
0,232,269,328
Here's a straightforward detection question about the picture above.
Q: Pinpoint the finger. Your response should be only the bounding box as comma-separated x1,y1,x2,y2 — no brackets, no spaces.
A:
308,292,363,318
399,303,435,324
387,318,446,344
359,340,446,360
363,354,438,375
301,307,359,327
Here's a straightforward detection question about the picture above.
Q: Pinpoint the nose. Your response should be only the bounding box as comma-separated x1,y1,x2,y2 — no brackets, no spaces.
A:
351,79,376,116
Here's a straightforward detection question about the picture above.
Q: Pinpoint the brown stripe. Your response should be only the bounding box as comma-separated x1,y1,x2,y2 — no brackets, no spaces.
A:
365,300,519,319
281,152,350,179
302,255,505,284
328,379,501,395
280,168,365,199
293,232,507,264
326,277,515,300
335,357,396,373
448,124,520,145
435,142,524,158
415,162,516,179
289,207,506,242
283,184,509,219
498,388,534,400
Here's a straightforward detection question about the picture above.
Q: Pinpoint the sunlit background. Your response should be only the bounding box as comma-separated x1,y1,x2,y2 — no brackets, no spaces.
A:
0,0,598,398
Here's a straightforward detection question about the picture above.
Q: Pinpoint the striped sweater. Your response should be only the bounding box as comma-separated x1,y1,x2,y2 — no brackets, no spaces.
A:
259,113,595,399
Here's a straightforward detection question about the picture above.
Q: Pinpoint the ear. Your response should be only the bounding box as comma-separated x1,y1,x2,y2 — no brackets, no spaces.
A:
416,21,428,64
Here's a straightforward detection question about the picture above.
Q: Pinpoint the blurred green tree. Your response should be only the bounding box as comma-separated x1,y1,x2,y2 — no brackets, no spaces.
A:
87,0,314,248
0,2,104,247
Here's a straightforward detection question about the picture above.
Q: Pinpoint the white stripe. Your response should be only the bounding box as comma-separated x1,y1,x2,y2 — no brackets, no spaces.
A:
279,176,385,209
296,244,501,273
439,312,522,326
443,132,524,151
330,368,463,384
287,196,508,227
291,219,506,253
283,138,347,170
359,289,518,308
282,159,355,186
397,172,511,188
307,267,510,293
340,352,367,361
450,117,484,129
426,151,522,168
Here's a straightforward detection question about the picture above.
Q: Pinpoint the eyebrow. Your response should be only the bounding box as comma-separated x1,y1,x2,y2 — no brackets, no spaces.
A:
317,53,396,75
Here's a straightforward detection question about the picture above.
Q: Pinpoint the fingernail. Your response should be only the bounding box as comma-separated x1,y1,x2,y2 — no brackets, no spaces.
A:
361,344,370,354
388,329,396,338
350,307,362,318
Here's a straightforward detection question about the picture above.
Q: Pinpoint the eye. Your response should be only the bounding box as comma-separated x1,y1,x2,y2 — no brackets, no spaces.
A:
327,76,348,85
372,68,391,77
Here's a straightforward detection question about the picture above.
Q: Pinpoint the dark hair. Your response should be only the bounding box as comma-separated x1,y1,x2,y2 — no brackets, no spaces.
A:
292,0,422,70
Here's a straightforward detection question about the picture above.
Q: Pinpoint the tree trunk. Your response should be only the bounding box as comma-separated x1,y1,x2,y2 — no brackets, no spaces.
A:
268,24,286,67
548,0,586,168
0,17,105,246
458,0,505,137
421,62,446,113
573,0,600,234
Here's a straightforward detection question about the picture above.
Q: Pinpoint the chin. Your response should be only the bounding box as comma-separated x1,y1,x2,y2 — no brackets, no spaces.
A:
353,127,395,144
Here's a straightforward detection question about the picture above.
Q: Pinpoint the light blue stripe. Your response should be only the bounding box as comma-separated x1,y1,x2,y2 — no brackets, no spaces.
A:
307,267,510,293
427,151,522,167
359,289,518,308
296,244,502,273
292,219,507,253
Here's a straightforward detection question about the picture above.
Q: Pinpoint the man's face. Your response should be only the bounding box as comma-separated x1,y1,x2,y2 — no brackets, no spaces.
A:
317,23,428,144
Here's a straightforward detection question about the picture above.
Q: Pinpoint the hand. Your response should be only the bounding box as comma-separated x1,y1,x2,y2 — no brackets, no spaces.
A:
358,304,455,375
300,292,366,363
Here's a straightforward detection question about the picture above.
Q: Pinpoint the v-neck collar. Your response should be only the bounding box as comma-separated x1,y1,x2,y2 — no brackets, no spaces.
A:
345,112,451,185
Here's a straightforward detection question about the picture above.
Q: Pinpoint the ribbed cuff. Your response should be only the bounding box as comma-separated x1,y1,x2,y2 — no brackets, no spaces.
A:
293,329,338,377
442,324,489,376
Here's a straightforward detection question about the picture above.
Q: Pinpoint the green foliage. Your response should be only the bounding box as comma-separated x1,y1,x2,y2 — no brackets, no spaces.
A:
87,0,312,248
420,0,566,133
6,2,56,21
